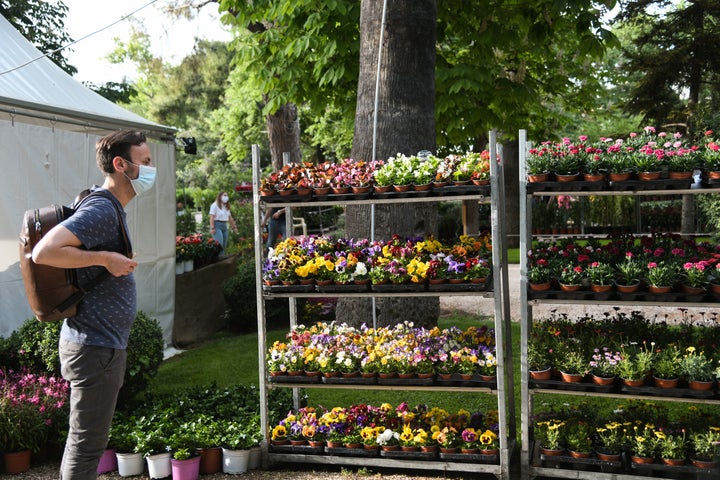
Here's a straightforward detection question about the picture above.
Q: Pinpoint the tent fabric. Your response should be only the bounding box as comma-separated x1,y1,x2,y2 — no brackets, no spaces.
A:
0,15,177,345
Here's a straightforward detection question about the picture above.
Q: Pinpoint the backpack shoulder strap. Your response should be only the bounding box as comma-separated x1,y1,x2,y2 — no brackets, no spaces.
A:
74,189,132,257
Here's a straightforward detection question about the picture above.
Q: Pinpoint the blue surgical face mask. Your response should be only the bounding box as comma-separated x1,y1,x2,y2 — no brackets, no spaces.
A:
125,162,156,196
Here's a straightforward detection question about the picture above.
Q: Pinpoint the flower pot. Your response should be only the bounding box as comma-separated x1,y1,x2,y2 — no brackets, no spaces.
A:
539,447,564,456
260,188,276,196
583,173,606,182
222,448,249,474
480,374,497,382
352,186,372,194
304,371,321,377
197,447,222,474
439,447,460,454
689,379,714,391
616,282,640,293
3,450,31,475
471,179,490,186
326,441,343,448
374,185,393,193
529,282,551,292
691,458,719,469
398,373,415,379
708,171,720,180
661,457,685,466
711,282,720,295
184,259,194,273
313,187,331,195
296,187,312,196
592,374,615,386
346,443,363,449
331,186,350,194
414,183,433,190
669,171,693,180
393,184,412,192
559,283,581,292
171,456,200,480
420,445,438,453
596,451,621,462
461,448,479,454
560,372,584,383
527,173,550,182
653,376,679,389
97,448,118,474
453,179,472,186
116,452,145,477
272,438,289,445
555,173,580,182
622,378,645,387
590,284,613,293
175,261,185,275
630,455,655,464
401,445,419,452
146,452,172,479
248,442,262,470
381,445,400,451
569,450,591,459
279,188,296,196
378,372,396,379
638,171,662,181
648,285,672,294
681,284,706,295
479,448,499,456
364,444,380,451
609,172,632,182
530,368,552,381
341,371,360,378
290,439,307,446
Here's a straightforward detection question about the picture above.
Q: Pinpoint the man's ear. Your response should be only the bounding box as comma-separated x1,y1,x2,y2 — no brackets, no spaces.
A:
112,156,127,173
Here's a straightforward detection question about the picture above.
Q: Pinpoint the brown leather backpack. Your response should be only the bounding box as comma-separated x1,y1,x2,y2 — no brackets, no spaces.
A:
19,189,131,321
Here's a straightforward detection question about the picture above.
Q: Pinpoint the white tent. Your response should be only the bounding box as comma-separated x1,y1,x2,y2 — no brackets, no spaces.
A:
0,14,177,345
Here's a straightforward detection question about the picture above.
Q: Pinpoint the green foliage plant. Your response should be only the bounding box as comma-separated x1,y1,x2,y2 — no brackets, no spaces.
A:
119,311,165,405
652,345,682,379
680,347,715,382
690,428,720,461
586,261,615,286
616,254,643,285
617,342,655,381
565,420,593,453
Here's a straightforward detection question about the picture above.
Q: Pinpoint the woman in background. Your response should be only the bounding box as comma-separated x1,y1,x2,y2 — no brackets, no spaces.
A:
209,191,237,255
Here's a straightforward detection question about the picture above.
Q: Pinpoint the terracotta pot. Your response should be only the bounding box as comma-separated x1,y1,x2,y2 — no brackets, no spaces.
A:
331,186,351,194
351,186,372,194
653,376,679,389
272,439,289,446
630,455,655,464
420,445,438,453
448,278,466,284
278,188,296,196
527,173,550,183
648,285,672,294
345,443,362,449
711,282,720,295
342,371,360,378
393,184,412,192
622,378,645,387
691,458,719,469
360,372,377,379
323,371,340,378
555,173,580,182
530,368,552,381
560,372,584,383
569,450,591,459
381,445,400,451
480,374,497,382
609,172,632,182
662,458,685,466
432,181,449,188
709,171,720,180
479,449,499,456
398,373,415,379
616,282,640,293
428,278,447,285
374,185,393,193
198,447,223,474
313,187,331,195
453,179,472,186
559,283,581,292
638,171,662,181
305,371,321,377
596,452,622,462
414,183,433,191
401,446,419,452
296,188,312,196
669,171,693,180
439,447,460,454
583,173,606,182
591,284,613,293
529,282,551,291
287,370,304,376
363,444,380,451
689,379,714,391
417,372,434,379
326,441,343,448
592,375,615,386
378,372,396,379
459,374,474,381
470,277,487,284
681,284,706,295
472,179,490,186
540,447,565,456
316,279,333,286
290,439,307,446
3,450,31,475
260,189,276,196
461,448,479,454
308,441,324,448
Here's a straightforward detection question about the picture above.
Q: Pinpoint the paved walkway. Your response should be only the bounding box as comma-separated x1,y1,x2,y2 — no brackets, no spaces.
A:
439,264,710,324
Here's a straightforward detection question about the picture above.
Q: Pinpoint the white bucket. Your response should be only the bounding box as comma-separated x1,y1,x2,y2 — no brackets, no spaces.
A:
222,448,250,474
146,452,172,479
116,452,144,477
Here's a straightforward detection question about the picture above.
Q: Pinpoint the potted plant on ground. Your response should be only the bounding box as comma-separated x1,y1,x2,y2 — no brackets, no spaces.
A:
168,430,201,480
220,418,254,474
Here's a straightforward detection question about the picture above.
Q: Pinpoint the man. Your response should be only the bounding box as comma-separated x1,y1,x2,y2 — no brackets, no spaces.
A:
32,130,155,479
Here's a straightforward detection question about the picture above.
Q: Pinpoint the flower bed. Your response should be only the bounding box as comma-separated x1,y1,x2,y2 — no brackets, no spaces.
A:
269,402,500,463
266,321,497,380
263,234,492,289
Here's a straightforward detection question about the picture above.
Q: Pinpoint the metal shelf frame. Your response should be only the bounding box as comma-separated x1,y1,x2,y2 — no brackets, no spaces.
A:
518,129,720,480
251,131,515,479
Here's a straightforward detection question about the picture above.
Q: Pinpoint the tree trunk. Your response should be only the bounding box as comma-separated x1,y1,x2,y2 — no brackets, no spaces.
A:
266,102,301,169
337,0,439,329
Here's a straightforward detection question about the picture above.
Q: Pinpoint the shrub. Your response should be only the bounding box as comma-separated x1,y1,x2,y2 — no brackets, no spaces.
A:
5,320,62,375
119,311,164,404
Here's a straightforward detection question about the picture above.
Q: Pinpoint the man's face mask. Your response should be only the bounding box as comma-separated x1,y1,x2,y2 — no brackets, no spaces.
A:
125,162,157,196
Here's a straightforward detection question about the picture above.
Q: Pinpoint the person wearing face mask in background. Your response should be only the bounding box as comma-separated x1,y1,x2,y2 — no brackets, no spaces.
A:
209,191,238,256
32,130,154,479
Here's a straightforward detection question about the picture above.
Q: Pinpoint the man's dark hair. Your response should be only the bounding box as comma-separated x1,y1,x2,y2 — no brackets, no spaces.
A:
96,130,147,174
